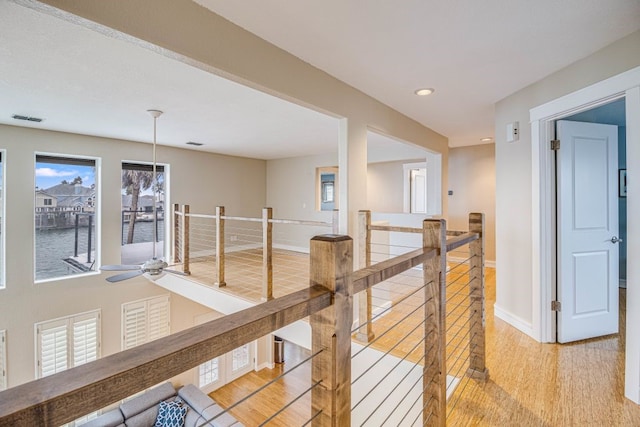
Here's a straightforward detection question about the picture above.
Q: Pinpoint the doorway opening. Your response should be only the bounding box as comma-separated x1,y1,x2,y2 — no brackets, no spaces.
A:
529,66,640,402
552,98,626,343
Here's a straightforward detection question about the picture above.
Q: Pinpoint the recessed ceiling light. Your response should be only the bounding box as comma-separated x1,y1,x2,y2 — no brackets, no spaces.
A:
186,141,203,146
12,114,43,122
414,88,435,96
480,137,493,143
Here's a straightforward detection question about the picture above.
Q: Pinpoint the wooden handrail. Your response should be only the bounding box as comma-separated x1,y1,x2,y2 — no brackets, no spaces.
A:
0,285,332,426
445,231,479,252
353,247,437,295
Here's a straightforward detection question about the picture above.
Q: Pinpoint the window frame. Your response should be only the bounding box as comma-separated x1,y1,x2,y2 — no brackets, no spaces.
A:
316,166,339,211
34,153,101,283
120,161,169,264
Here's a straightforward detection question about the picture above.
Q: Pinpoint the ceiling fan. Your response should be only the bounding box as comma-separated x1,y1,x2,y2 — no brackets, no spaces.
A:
101,110,188,283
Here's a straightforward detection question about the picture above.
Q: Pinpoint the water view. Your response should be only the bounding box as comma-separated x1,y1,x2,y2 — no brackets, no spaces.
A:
35,221,164,281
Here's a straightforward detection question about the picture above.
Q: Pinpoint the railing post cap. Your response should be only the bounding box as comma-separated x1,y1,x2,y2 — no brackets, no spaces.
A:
311,234,352,242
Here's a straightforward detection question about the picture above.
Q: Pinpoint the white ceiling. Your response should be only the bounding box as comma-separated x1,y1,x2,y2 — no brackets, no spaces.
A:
1,1,639,161
0,1,341,160
197,0,640,147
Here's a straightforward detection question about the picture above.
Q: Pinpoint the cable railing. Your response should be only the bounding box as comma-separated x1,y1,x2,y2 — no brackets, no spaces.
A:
172,205,336,300
353,211,488,425
0,213,485,426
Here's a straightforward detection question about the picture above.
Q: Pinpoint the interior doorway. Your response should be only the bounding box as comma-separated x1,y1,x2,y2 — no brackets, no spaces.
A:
553,99,626,343
529,66,640,402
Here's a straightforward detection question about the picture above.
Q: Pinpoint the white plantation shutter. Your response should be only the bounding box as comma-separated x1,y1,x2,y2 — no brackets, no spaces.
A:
73,314,99,366
147,296,170,342
123,301,147,350
38,319,68,378
36,311,100,379
0,330,6,391
122,295,170,349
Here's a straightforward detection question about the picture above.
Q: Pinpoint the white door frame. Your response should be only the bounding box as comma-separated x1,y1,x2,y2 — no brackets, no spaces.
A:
530,65,640,402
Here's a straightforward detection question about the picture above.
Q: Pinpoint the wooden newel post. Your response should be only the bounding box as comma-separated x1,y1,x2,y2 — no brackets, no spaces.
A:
423,219,447,427
356,210,374,342
173,203,180,264
215,206,226,287
467,213,489,380
262,207,274,301
182,204,190,275
310,235,353,427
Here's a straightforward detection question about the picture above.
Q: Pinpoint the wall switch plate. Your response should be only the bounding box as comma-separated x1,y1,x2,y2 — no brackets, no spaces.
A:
506,121,519,143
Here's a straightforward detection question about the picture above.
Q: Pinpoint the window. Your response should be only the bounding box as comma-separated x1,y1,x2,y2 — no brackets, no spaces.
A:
121,162,166,265
35,155,99,281
198,343,253,393
194,312,253,392
122,295,170,350
35,310,100,378
0,330,6,391
316,166,339,211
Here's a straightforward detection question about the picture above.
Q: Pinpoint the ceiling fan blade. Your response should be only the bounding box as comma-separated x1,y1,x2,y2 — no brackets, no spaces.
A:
164,269,189,276
106,270,144,283
101,264,142,271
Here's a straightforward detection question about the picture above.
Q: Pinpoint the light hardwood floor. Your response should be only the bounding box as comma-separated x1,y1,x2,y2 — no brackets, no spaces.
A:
208,264,640,426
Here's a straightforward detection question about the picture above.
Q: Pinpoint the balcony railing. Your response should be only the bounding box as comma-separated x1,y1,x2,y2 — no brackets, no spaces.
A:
0,213,486,426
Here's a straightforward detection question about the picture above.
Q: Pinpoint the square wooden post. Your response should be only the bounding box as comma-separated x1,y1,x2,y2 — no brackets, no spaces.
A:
181,204,190,275
468,213,489,380
423,219,446,427
215,206,226,287
172,203,180,264
355,210,374,342
310,235,353,427
262,207,273,301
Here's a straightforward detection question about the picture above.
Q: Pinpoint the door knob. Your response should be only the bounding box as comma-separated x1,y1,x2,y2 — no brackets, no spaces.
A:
611,236,623,244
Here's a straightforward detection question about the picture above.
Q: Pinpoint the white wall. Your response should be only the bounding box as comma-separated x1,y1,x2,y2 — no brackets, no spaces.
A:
266,153,338,249
367,160,412,213
448,144,495,262
494,31,640,328
0,124,266,388
36,0,449,244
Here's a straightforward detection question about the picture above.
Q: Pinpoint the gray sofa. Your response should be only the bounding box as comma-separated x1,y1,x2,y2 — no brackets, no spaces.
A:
81,382,243,427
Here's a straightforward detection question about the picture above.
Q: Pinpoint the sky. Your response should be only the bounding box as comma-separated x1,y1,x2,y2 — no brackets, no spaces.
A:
35,162,95,190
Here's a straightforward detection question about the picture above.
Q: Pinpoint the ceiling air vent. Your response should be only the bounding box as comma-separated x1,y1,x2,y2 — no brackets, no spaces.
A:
12,114,43,123
186,141,203,146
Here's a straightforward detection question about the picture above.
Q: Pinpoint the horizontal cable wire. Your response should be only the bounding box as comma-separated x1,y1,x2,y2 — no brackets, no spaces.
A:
350,283,427,333
359,352,427,425
301,410,323,427
198,349,323,426
351,302,428,360
352,316,426,385
258,380,322,426
352,336,426,412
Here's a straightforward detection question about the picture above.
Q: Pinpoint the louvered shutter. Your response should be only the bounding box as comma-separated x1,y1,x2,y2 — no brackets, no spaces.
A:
0,330,6,391
73,313,99,367
38,319,68,378
122,301,147,350
147,296,170,342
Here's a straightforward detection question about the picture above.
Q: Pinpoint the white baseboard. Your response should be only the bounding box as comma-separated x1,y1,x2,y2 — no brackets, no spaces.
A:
493,303,536,340
273,243,309,254
256,361,274,371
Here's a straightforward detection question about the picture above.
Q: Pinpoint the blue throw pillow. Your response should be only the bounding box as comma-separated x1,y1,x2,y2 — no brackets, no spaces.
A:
154,400,188,427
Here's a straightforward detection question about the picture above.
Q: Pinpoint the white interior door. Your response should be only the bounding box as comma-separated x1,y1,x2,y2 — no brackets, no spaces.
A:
557,120,619,343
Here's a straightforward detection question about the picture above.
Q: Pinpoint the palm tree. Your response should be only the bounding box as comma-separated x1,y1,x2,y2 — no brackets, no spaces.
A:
122,170,154,244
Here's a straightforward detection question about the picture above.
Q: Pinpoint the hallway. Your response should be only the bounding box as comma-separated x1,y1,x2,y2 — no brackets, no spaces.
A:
448,275,640,426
